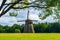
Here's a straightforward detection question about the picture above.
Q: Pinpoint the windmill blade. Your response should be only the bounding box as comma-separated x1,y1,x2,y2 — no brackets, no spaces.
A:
27,9,29,19
17,20,26,22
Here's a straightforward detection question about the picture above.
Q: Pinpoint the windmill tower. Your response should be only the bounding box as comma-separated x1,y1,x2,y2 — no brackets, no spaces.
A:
17,10,37,33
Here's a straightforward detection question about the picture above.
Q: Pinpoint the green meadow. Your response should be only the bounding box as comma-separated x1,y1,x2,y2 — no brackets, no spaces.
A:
0,33,60,40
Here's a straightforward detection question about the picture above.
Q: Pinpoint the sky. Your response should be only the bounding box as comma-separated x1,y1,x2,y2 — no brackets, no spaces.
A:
0,0,58,26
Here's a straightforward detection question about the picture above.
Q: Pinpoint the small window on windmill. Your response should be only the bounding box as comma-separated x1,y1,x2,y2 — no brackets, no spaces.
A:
9,10,18,17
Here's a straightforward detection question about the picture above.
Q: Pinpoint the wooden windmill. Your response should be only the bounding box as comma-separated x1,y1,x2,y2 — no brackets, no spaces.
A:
17,10,38,33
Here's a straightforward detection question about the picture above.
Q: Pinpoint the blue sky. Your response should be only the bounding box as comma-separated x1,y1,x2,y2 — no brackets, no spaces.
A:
0,0,58,26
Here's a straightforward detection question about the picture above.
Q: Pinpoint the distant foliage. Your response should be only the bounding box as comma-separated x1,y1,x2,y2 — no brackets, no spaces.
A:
34,22,60,33
0,24,22,33
9,12,18,17
0,22,60,33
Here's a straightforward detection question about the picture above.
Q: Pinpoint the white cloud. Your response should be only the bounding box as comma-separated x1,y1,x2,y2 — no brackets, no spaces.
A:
0,17,17,25
0,12,40,26
29,13,40,20
0,12,57,26
44,15,58,23
0,0,2,6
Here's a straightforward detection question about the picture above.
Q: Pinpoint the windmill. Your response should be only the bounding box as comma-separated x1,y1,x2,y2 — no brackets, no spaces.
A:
17,9,38,33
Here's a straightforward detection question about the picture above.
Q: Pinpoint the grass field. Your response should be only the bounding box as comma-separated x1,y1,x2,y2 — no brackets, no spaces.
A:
0,33,60,40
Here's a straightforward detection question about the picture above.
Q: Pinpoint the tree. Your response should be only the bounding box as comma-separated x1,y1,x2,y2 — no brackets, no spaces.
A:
11,24,22,33
0,25,5,33
45,22,60,33
0,0,22,17
0,0,60,20
38,0,60,20
3,25,10,33
33,23,49,33
15,29,21,33
0,0,53,17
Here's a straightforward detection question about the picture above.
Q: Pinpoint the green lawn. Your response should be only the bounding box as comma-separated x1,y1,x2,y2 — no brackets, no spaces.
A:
0,33,60,40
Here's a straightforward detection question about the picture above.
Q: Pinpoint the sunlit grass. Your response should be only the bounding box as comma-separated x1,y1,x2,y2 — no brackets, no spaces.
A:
0,33,60,40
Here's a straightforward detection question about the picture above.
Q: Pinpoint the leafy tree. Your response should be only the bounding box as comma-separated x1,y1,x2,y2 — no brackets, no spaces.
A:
46,22,60,33
11,24,22,33
33,23,49,33
15,29,21,33
0,25,5,33
0,0,59,17
0,0,22,17
3,25,10,33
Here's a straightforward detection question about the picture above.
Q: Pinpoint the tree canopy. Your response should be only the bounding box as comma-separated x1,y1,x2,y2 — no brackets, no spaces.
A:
0,0,60,20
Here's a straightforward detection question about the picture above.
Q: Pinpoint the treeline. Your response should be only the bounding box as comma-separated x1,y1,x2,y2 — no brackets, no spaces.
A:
0,22,60,33
34,22,60,33
0,24,23,33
